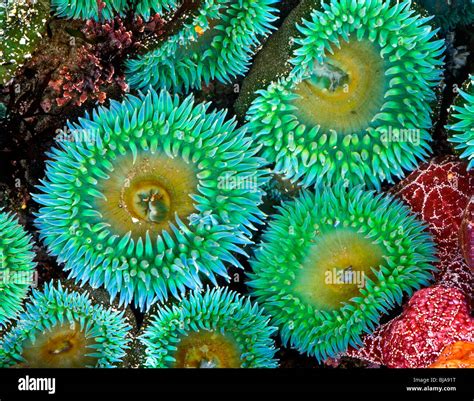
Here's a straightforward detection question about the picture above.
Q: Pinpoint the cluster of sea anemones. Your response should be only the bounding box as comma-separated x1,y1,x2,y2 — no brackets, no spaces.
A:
1,0,472,371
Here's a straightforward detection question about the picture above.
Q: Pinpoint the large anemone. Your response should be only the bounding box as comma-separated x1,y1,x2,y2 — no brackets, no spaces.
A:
447,75,474,170
0,0,50,85
125,0,279,93
140,287,278,368
245,0,445,189
247,185,437,361
0,281,131,368
0,210,36,328
33,89,268,311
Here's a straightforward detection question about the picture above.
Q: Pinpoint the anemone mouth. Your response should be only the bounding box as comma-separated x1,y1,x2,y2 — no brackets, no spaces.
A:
174,330,241,368
293,229,383,310
97,153,198,238
292,39,386,136
21,322,98,368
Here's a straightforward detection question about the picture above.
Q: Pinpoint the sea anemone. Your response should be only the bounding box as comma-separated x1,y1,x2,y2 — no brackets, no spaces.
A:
0,281,131,368
33,89,268,311
140,287,278,368
429,341,474,368
0,210,36,328
392,156,473,296
51,0,127,20
247,185,437,361
245,0,445,189
346,285,474,368
125,0,279,93
0,0,50,85
447,75,474,171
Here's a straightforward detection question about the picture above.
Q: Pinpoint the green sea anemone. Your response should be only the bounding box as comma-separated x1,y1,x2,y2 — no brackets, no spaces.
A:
51,0,127,20
247,185,437,361
0,0,50,85
447,75,474,170
0,281,131,368
0,210,36,328
125,0,279,93
140,287,278,368
33,89,268,311
245,0,445,189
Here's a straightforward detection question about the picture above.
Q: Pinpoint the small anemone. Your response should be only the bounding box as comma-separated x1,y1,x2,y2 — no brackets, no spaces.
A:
140,287,278,368
0,210,36,328
33,89,268,311
0,281,131,368
447,75,474,170
245,0,445,189
125,0,279,93
247,185,437,361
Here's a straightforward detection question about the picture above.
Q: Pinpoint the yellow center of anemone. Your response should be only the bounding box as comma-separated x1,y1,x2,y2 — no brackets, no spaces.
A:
21,322,98,368
174,331,241,368
293,229,384,311
292,39,386,135
97,153,198,238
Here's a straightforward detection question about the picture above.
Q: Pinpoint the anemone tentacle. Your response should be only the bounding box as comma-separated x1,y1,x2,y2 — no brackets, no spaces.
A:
51,0,128,20
447,75,474,170
0,210,36,328
245,0,445,189
140,287,278,368
125,0,279,93
33,89,268,311
0,281,131,368
135,0,177,20
247,185,437,361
